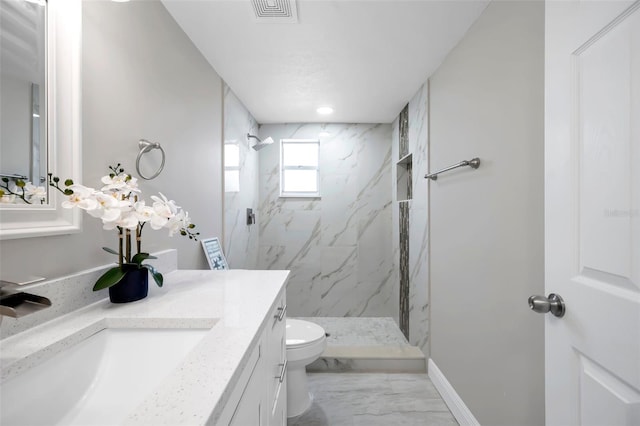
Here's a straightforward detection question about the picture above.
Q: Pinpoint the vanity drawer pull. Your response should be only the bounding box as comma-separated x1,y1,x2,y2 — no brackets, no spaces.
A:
274,304,287,322
275,360,288,383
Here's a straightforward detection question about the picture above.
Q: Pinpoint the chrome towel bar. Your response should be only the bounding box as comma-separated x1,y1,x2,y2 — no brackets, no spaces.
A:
425,157,480,181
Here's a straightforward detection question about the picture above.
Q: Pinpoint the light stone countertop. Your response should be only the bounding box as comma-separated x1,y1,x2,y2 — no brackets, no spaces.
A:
0,269,289,425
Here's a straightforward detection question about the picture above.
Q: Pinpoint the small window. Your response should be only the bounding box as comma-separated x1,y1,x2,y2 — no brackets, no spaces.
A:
224,142,240,193
280,139,320,197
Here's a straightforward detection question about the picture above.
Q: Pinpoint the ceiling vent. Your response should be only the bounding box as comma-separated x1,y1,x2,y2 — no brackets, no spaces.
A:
251,0,298,23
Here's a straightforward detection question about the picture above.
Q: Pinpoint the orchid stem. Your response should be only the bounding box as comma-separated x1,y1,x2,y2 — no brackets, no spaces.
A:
125,229,131,263
136,224,143,254
118,227,124,267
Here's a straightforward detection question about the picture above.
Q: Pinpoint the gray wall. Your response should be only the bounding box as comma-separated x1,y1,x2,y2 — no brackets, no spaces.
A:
0,0,223,281
429,1,544,425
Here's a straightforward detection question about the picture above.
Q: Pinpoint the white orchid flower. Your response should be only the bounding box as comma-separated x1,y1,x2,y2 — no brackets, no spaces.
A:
24,183,47,202
168,210,193,237
87,192,123,222
151,202,172,219
149,199,171,230
101,173,140,196
165,210,186,236
101,173,125,189
151,193,180,215
102,205,138,230
118,211,139,230
62,184,99,210
133,201,155,223
149,211,169,230
126,175,139,190
180,210,192,229
0,194,16,203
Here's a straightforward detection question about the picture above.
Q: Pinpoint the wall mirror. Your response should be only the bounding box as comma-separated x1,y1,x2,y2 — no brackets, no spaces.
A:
0,0,81,240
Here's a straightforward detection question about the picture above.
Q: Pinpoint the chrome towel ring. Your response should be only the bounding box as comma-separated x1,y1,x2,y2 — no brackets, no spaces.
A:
136,139,165,180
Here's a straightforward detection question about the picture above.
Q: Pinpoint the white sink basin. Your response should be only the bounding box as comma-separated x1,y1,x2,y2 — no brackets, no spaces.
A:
1,326,213,426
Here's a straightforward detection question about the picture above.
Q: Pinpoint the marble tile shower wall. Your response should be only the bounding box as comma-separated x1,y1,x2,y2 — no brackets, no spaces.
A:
408,84,430,357
223,85,259,269
257,123,397,319
392,83,430,357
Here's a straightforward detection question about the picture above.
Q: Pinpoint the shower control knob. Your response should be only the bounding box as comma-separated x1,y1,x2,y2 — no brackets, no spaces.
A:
528,293,565,318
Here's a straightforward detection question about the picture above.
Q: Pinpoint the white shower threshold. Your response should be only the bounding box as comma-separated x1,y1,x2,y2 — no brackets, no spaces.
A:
296,317,426,373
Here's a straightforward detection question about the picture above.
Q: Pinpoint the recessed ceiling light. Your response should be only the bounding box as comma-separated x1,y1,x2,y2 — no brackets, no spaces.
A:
316,106,334,115
111,0,130,2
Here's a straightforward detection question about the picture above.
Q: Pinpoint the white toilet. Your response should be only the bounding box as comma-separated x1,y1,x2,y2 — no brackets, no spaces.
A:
286,319,327,418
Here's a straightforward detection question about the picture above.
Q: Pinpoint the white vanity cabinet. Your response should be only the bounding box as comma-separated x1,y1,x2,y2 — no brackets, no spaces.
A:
216,289,287,426
0,269,291,426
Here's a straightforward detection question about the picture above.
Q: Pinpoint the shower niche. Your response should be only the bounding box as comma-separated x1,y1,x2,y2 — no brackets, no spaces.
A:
397,153,412,202
397,103,412,202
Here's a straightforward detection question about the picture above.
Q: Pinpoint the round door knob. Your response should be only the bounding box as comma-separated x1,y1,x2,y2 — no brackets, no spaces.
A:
528,293,565,317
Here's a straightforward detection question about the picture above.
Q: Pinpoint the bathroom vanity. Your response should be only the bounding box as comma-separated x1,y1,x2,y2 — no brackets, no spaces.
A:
0,269,288,425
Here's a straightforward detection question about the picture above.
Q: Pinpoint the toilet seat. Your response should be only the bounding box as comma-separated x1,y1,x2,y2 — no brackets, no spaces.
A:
286,319,325,349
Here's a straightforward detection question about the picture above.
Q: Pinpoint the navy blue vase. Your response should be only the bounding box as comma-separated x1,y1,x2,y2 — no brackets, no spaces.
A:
108,266,149,304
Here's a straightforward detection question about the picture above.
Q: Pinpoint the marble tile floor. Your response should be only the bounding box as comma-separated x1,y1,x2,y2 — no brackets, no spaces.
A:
288,372,458,426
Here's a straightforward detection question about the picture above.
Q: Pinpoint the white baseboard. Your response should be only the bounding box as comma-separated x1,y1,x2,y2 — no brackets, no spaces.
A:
428,358,481,426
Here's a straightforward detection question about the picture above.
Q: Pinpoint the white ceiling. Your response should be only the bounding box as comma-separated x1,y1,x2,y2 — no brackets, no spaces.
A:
162,0,489,124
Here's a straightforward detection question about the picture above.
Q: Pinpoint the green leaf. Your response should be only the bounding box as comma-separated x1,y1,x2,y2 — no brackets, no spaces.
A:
102,246,119,255
93,267,127,291
64,179,74,186
144,265,163,287
131,252,157,266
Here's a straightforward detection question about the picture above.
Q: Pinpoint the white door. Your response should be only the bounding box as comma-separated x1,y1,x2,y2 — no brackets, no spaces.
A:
544,0,640,424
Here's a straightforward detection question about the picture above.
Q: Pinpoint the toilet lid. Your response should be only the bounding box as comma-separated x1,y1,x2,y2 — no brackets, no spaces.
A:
286,319,326,348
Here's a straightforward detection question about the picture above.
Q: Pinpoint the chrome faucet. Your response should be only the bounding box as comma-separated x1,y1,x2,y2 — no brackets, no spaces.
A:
0,279,51,319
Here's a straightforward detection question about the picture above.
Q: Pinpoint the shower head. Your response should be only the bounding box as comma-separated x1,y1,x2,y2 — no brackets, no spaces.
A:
247,134,274,151
254,137,274,151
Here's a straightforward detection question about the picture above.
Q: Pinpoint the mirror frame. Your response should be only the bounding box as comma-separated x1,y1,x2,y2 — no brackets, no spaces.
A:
0,0,81,240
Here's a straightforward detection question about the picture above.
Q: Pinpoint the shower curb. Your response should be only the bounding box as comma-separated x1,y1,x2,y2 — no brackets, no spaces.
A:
307,344,426,373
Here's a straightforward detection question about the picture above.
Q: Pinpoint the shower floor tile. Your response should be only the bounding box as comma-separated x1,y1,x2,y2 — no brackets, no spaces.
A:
287,373,458,426
296,317,409,346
